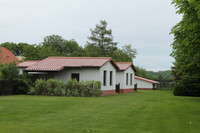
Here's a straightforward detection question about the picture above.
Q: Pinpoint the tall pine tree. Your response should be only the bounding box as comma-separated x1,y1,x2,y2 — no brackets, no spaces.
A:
86,20,117,56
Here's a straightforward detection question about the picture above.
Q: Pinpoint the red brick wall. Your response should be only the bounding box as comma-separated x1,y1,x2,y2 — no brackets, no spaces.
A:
120,88,134,93
102,90,117,96
137,88,153,90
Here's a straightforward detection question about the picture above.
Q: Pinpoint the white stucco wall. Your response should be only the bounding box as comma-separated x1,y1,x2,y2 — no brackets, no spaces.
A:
100,62,116,91
116,67,135,89
134,78,153,89
19,68,25,75
54,61,117,91
54,67,100,83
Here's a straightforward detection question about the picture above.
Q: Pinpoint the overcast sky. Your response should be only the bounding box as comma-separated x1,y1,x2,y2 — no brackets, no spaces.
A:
0,0,182,71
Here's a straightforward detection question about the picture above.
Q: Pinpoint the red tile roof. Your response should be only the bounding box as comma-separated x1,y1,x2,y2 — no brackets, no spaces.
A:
116,62,137,72
135,76,159,84
17,60,40,68
25,57,119,71
0,47,19,64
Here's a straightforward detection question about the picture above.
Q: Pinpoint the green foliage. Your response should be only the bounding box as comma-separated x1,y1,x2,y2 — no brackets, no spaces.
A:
112,49,132,62
174,75,200,96
122,44,137,59
66,79,102,97
22,44,61,60
34,79,48,95
87,20,117,56
0,42,30,56
135,66,148,78
32,78,101,97
0,62,19,80
135,66,174,81
0,80,14,95
42,35,80,56
171,0,200,96
46,79,66,96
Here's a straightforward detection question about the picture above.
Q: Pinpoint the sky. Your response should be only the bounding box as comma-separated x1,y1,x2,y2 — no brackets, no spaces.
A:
0,0,182,71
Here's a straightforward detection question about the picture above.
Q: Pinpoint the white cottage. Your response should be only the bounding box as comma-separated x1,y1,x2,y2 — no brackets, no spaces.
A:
115,62,137,93
18,57,119,95
134,76,159,90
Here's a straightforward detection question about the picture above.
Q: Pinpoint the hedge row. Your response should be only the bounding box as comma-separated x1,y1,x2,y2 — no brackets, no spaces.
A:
0,79,30,95
29,78,102,97
174,76,200,96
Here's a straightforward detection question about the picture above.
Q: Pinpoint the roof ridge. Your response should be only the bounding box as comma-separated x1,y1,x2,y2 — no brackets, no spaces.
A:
116,62,132,64
47,56,112,59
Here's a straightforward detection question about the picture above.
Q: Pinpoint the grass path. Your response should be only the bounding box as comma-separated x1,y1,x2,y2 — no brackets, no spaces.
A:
0,90,200,133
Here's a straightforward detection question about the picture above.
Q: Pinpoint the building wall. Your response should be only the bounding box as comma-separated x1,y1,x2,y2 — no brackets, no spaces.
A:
54,67,100,83
124,67,135,89
19,68,25,75
134,78,153,89
116,67,135,90
54,61,117,92
100,62,116,91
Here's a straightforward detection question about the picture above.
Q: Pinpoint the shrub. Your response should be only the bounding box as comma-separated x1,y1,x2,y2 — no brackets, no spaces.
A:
13,74,33,94
173,75,200,96
0,62,19,80
47,79,65,96
94,81,102,96
31,78,102,97
66,79,102,97
66,79,81,96
0,80,13,95
34,78,47,95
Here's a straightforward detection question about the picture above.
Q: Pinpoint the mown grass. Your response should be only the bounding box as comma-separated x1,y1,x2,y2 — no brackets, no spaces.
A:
0,90,200,133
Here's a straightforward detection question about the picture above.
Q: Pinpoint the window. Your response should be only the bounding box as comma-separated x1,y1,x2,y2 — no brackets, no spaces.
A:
126,73,129,85
110,71,113,85
103,71,107,86
71,73,80,81
130,73,132,85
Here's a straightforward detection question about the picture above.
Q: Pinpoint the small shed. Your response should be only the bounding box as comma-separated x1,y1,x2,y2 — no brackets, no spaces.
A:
134,76,159,90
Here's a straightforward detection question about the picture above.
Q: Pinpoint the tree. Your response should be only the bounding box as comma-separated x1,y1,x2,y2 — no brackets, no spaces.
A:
0,42,18,55
42,35,80,56
171,0,200,96
122,44,137,59
86,20,117,56
22,44,61,60
0,62,19,80
112,49,132,62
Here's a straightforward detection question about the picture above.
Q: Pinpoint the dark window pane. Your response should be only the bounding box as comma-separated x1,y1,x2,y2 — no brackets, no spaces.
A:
103,71,107,86
110,71,113,85
126,73,129,85
71,73,80,81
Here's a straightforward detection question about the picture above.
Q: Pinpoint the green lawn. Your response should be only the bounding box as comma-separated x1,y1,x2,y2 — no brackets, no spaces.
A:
0,90,200,133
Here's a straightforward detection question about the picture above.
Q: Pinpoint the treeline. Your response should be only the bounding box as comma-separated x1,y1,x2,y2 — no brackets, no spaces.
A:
170,1,200,96
0,20,137,62
135,66,174,81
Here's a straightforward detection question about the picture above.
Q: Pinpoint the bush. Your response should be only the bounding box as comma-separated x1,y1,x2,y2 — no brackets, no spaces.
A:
0,62,19,80
13,74,33,94
30,78,102,97
66,79,82,96
32,78,65,96
34,78,47,95
173,75,200,96
66,79,102,97
46,79,65,96
0,80,13,95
